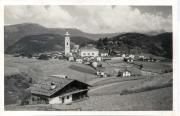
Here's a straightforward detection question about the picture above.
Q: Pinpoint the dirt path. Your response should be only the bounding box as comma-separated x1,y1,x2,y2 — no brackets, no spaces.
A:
89,81,123,92
89,78,145,94
87,77,113,85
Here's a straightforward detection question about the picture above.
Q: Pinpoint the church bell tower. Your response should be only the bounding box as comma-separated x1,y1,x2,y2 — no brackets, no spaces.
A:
65,31,70,56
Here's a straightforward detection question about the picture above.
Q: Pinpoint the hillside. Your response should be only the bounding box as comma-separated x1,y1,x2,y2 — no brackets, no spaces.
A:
5,34,94,55
4,23,118,49
97,32,172,59
4,55,97,105
5,23,172,58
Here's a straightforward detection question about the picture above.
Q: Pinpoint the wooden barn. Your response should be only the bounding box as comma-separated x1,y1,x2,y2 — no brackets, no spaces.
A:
28,76,91,105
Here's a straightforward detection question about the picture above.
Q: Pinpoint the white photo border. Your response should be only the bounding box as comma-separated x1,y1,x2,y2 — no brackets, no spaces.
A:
0,0,179,116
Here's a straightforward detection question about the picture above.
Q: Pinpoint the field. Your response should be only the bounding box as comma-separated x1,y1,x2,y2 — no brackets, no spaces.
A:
5,55,97,81
134,61,172,73
5,87,172,111
4,55,173,110
4,55,97,105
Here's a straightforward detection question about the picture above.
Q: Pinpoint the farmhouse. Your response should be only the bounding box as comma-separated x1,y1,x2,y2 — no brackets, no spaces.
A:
96,67,107,78
79,44,99,57
120,69,131,77
68,56,74,62
99,50,109,57
124,57,134,63
113,68,132,77
76,58,83,63
28,76,91,105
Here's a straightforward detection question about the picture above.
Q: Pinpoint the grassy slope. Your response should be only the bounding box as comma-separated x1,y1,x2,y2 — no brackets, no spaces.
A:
5,55,97,81
4,55,172,110
5,87,172,111
89,79,146,96
134,61,172,72
4,55,97,105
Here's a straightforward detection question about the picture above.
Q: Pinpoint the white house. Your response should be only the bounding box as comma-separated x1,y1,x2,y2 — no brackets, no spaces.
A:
96,56,102,62
99,50,109,57
68,56,74,62
122,70,131,77
129,54,135,59
116,68,132,77
79,45,99,57
96,67,107,78
76,58,83,63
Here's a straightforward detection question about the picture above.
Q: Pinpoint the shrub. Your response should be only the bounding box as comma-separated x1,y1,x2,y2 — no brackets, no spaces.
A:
38,54,49,60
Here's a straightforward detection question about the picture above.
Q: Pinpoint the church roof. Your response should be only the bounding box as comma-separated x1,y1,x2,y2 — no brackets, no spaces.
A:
80,44,99,52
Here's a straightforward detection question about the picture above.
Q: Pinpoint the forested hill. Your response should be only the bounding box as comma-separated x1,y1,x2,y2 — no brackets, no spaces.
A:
5,34,94,55
96,32,172,59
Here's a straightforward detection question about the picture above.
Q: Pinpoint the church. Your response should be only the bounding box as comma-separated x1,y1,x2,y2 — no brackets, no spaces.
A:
64,31,99,58
79,44,99,58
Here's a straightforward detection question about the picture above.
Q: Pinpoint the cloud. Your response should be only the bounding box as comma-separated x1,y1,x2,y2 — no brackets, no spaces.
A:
4,5,172,33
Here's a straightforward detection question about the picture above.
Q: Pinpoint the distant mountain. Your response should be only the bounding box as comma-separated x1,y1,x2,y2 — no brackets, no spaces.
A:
5,23,172,59
5,34,94,55
4,23,119,50
97,32,172,59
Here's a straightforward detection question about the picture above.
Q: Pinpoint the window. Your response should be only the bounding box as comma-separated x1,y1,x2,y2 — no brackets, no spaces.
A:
67,42,68,45
67,96,69,99
83,53,86,56
88,53,90,55
92,53,94,55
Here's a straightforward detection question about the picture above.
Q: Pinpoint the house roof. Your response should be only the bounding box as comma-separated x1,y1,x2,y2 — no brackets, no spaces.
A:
118,68,131,73
80,44,99,52
99,49,108,53
96,67,105,71
30,76,91,97
115,67,141,75
59,89,89,98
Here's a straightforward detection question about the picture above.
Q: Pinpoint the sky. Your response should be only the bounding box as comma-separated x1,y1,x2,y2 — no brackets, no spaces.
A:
4,5,172,34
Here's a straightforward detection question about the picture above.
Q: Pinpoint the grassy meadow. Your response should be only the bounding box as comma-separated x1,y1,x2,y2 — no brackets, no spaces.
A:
4,55,172,110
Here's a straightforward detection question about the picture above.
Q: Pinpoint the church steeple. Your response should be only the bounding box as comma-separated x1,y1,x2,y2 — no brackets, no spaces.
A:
65,31,70,56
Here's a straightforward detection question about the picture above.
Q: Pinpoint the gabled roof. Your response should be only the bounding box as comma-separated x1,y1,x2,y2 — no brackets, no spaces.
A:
99,49,109,53
115,67,141,75
30,76,91,97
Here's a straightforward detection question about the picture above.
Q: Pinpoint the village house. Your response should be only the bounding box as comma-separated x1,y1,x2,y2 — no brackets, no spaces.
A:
92,61,102,68
76,58,83,63
124,57,134,63
27,76,91,105
96,67,107,78
99,50,109,57
68,56,74,62
79,44,99,58
120,68,131,77
129,54,135,59
96,56,102,62
113,68,138,77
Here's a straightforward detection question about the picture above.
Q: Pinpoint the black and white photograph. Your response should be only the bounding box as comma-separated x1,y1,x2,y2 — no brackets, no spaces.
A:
4,5,173,111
